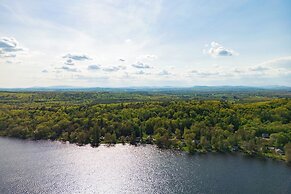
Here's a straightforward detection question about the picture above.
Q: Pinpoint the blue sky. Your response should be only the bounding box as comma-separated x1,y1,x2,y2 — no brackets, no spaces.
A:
0,0,290,87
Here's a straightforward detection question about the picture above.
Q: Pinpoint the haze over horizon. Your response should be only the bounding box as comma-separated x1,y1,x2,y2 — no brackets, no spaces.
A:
0,0,291,88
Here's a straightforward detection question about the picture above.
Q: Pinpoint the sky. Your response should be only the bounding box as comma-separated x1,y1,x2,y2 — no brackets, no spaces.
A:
0,0,291,88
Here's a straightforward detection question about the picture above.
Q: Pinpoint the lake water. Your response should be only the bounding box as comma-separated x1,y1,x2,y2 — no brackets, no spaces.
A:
0,137,290,194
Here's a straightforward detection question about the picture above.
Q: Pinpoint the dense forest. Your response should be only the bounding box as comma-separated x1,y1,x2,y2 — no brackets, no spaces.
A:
0,91,291,162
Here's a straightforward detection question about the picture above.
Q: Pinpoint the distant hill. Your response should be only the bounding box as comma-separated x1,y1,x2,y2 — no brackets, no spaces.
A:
0,85,290,93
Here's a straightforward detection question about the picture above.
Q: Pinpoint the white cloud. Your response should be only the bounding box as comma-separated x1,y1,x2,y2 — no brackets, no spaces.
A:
63,53,91,61
118,65,126,70
248,66,269,72
258,56,291,70
103,66,120,72
64,59,74,66
59,66,79,72
159,70,170,76
134,70,151,75
61,53,92,69
88,64,100,70
190,70,220,77
0,37,25,58
75,74,109,82
187,56,291,82
135,70,146,75
132,62,150,69
206,41,238,57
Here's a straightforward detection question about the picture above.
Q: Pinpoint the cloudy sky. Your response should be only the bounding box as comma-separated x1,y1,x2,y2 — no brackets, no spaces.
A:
0,0,290,88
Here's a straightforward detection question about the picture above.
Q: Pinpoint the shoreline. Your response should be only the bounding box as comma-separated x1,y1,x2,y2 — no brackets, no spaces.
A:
0,135,287,164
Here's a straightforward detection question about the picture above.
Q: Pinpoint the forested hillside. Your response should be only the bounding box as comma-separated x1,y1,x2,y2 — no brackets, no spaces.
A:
0,92,290,162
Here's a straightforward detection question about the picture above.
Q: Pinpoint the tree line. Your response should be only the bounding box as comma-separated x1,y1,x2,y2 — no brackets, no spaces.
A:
0,93,290,162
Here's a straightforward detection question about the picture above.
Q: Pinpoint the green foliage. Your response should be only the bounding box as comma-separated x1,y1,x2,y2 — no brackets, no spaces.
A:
89,127,100,146
285,143,291,163
183,128,197,153
0,92,290,161
270,132,289,148
104,132,117,144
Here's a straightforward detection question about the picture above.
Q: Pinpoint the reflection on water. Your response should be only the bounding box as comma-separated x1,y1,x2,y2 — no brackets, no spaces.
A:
0,137,290,194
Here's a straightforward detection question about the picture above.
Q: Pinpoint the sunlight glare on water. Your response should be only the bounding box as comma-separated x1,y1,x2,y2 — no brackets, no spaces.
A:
0,137,290,194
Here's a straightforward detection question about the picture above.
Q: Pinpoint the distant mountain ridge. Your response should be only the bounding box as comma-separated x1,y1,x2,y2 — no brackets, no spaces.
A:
0,85,291,92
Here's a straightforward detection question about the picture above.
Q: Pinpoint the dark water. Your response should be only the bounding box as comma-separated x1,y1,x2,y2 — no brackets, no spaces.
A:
0,137,290,194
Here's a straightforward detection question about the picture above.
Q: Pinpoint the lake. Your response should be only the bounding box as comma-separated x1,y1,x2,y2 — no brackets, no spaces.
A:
0,137,290,194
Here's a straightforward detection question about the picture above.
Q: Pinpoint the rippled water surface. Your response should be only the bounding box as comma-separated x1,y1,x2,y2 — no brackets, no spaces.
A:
0,137,290,194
